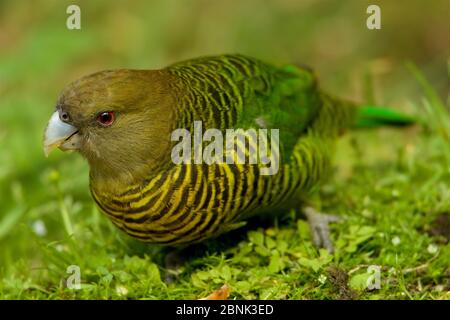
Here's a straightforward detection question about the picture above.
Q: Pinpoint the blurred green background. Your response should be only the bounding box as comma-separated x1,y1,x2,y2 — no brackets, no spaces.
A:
0,0,449,299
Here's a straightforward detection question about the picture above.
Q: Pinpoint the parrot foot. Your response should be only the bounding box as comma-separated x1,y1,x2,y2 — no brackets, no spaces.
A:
164,249,185,284
303,207,341,253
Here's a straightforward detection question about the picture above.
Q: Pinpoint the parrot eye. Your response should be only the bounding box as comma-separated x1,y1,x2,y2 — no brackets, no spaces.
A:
96,111,115,127
60,111,70,122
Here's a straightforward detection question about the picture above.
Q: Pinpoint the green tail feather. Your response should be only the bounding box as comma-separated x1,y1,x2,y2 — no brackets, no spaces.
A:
353,105,416,128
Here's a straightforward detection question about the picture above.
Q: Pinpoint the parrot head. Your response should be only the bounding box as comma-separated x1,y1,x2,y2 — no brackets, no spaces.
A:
44,69,176,184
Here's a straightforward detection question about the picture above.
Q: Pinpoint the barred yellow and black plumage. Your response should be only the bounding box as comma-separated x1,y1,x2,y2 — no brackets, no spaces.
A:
83,55,354,245
46,54,402,246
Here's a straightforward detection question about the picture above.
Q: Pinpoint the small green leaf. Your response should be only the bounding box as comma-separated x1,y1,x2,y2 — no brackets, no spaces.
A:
191,274,206,289
349,272,372,291
221,265,232,281
248,231,265,246
268,251,283,273
196,271,210,281
266,236,276,249
298,257,322,272
254,245,271,257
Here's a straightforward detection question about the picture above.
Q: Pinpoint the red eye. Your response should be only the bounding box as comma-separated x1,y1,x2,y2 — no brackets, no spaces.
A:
96,111,115,126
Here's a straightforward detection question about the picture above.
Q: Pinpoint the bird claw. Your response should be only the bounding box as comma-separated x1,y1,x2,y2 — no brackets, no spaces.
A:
164,250,185,284
303,207,341,253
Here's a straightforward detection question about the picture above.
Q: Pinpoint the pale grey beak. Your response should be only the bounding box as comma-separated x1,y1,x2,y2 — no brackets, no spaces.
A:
44,111,80,157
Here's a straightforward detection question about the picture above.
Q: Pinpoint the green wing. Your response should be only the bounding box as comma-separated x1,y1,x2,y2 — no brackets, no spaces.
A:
167,54,323,159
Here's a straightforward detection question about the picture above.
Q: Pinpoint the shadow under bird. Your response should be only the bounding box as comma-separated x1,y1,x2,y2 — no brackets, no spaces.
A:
43,54,414,252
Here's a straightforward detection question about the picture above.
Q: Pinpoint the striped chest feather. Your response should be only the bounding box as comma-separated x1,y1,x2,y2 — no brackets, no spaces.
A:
90,140,330,246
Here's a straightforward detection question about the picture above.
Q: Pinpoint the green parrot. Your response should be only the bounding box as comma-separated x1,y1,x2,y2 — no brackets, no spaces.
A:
43,54,413,251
